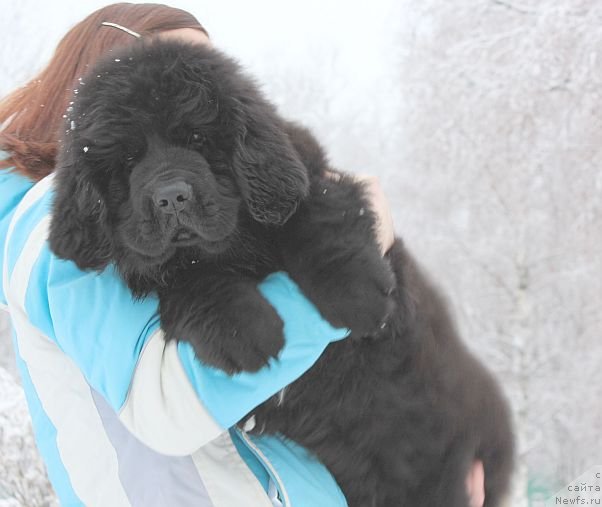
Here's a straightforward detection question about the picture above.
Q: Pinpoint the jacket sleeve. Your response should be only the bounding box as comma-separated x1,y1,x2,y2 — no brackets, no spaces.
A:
2,170,349,456
0,168,35,309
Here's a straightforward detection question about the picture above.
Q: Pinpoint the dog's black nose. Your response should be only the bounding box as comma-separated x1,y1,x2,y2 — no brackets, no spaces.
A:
153,181,192,214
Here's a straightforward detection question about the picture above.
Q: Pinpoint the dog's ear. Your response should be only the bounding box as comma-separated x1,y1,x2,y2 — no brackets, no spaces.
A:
231,100,309,225
49,156,113,271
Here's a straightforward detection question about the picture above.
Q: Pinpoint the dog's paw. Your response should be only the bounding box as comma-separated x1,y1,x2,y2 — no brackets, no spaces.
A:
328,259,397,339
200,295,286,374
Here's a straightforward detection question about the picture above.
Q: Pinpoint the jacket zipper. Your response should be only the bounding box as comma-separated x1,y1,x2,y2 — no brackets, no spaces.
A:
235,428,291,507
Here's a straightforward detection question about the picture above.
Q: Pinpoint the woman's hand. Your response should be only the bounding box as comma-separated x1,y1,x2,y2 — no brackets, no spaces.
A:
358,180,488,504
326,172,395,255
326,171,486,506
347,175,487,505
356,174,395,255
467,460,486,507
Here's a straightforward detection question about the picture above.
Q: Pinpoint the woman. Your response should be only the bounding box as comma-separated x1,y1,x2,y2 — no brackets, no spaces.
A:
0,3,485,506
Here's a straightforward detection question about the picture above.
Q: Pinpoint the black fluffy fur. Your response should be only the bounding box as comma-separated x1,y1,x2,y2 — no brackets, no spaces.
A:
49,39,514,506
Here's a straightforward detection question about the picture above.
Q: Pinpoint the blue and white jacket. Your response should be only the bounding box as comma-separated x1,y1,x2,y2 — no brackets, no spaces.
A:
0,162,349,507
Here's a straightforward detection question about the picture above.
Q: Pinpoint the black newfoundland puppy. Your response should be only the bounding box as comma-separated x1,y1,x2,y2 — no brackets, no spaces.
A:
49,39,514,506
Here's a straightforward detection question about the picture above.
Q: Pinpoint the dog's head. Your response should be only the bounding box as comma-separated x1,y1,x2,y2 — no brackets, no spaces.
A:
49,39,309,271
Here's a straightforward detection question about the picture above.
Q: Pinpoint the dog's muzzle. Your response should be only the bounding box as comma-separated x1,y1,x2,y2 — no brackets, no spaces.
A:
152,180,193,214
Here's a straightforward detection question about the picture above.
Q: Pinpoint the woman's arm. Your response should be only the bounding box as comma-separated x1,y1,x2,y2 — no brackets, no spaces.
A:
1,169,349,455
1,168,394,456
2,167,484,505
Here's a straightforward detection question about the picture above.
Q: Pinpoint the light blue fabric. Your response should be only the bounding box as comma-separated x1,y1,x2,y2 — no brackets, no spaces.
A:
26,246,162,410
2,167,349,417
178,272,348,429
6,184,53,282
11,332,84,506
230,429,349,507
247,432,348,507
230,429,272,492
1,164,350,506
0,166,34,306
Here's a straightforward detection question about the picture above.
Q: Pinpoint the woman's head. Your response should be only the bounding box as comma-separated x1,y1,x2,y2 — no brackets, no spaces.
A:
0,3,208,180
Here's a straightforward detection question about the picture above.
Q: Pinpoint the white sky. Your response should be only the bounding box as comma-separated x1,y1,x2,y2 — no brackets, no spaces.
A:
0,0,402,177
0,0,399,95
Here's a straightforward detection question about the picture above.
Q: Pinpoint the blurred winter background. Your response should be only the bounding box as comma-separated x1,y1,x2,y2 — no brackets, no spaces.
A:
1,0,601,505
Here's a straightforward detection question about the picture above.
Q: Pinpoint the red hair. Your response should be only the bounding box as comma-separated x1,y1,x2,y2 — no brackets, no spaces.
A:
0,3,207,180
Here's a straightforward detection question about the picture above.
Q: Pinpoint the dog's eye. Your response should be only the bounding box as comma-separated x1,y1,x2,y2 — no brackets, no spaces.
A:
124,152,139,170
189,129,206,148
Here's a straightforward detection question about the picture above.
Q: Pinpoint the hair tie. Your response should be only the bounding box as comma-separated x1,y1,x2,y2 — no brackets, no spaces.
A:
100,22,141,38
